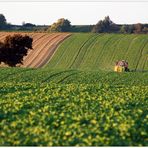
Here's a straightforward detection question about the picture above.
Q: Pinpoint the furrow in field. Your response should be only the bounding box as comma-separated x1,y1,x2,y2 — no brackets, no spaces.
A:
28,34,64,68
108,35,126,66
36,34,71,68
43,70,78,83
143,55,148,70
0,34,9,41
47,34,92,69
23,33,57,67
23,33,70,68
41,69,75,83
78,34,106,70
48,35,77,69
110,35,135,65
135,38,148,70
130,37,146,70
93,34,116,70
0,33,6,39
71,34,99,69
57,72,78,83
69,34,95,69
23,33,48,60
123,35,139,60
125,35,147,70
100,34,125,70
107,35,127,69
78,34,103,69
141,43,148,71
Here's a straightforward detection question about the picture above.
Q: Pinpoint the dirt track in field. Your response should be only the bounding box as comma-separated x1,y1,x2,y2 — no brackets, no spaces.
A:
0,32,71,68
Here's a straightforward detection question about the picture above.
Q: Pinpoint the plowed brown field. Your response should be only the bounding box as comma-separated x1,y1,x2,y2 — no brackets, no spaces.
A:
0,32,71,68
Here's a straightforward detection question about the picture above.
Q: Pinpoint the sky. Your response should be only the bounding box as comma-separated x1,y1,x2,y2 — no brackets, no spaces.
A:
0,1,148,25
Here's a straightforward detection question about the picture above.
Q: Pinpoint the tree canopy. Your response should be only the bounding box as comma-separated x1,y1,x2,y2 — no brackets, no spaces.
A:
48,18,71,32
0,14,7,29
92,16,118,33
0,34,33,67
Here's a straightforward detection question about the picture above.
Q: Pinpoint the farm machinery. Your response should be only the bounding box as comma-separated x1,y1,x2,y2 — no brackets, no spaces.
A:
114,60,129,72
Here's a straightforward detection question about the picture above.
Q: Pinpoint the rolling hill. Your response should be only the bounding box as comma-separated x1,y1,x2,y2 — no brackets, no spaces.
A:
0,32,148,146
46,33,148,71
0,32,147,70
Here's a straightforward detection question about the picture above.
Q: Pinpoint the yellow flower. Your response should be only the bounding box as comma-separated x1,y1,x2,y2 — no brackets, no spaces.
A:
90,119,97,124
65,131,71,136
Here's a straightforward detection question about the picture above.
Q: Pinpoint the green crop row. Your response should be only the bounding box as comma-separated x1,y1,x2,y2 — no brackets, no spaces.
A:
0,68,147,85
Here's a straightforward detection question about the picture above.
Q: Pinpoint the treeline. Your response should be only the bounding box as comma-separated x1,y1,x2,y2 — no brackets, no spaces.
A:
0,14,148,34
92,16,148,34
44,17,148,34
0,14,47,31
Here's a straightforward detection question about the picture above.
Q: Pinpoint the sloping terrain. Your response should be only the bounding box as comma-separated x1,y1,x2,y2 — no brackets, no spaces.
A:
0,32,71,68
0,32,147,70
46,33,148,71
0,32,148,146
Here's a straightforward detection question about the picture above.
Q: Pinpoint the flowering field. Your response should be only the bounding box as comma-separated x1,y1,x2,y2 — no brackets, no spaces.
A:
0,68,147,146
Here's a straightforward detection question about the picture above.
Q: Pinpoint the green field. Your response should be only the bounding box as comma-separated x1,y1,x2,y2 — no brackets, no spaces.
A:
0,33,148,146
47,33,148,71
0,67,148,146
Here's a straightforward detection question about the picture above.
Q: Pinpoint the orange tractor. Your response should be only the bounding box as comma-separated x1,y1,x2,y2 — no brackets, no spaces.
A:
114,60,129,72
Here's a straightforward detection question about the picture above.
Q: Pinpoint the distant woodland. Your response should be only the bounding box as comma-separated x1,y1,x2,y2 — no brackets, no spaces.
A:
0,14,148,34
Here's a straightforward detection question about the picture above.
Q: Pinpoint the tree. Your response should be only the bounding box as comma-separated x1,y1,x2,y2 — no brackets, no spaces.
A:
21,22,36,31
22,23,36,27
92,20,104,33
48,18,71,32
127,25,134,33
0,34,33,66
103,16,113,32
120,25,128,33
110,23,120,33
0,14,7,29
142,27,148,34
92,16,115,33
134,23,143,34
119,25,134,34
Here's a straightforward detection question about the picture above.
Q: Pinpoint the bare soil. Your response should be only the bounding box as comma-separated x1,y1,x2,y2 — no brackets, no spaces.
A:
0,32,71,68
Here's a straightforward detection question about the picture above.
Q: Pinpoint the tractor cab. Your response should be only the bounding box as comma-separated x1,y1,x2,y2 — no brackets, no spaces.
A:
114,60,129,72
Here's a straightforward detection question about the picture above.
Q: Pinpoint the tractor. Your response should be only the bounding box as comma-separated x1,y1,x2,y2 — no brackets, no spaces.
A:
114,60,129,72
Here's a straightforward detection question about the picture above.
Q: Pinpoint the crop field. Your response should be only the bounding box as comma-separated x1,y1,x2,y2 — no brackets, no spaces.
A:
47,33,148,71
0,32,71,68
0,32,148,146
0,67,148,85
0,67,148,146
